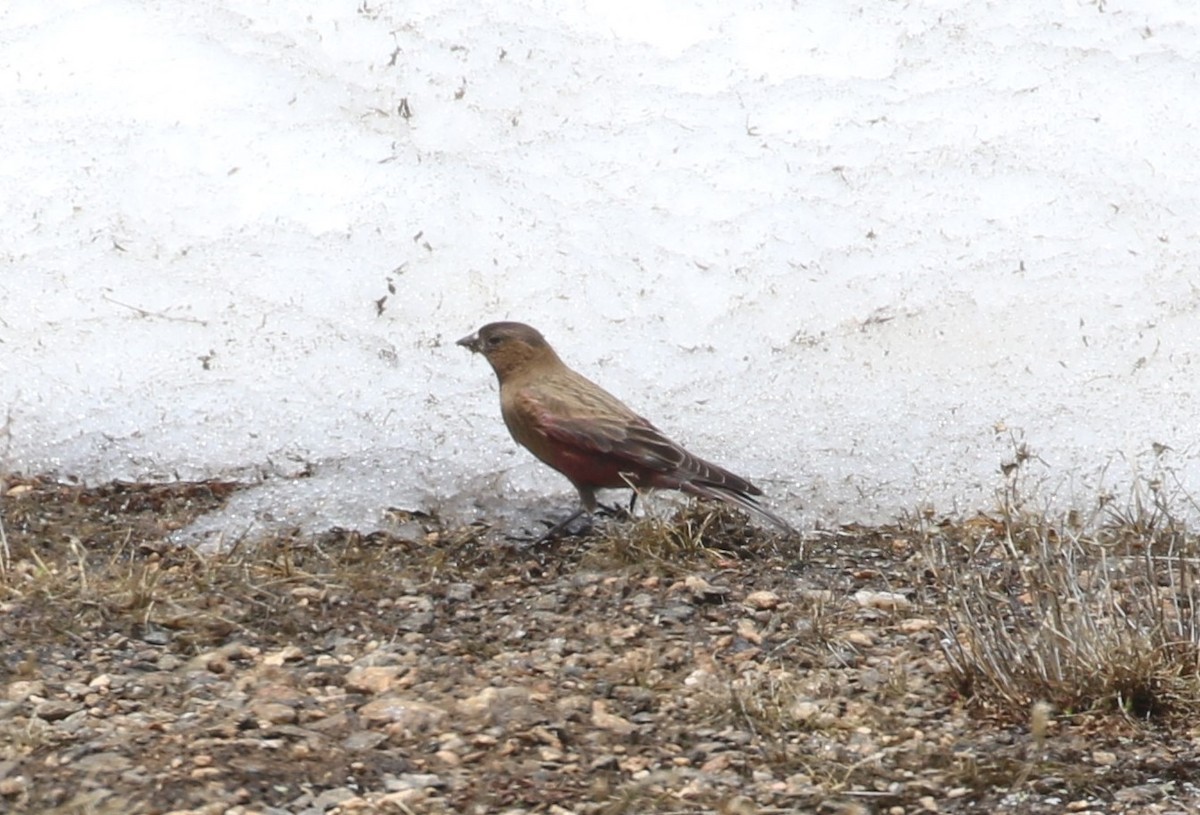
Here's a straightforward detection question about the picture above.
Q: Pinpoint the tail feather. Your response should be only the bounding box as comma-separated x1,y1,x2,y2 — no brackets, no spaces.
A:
683,481,795,534
677,450,762,497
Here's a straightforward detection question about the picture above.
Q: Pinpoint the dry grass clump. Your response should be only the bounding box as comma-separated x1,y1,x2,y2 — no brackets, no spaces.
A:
580,500,771,573
922,451,1200,723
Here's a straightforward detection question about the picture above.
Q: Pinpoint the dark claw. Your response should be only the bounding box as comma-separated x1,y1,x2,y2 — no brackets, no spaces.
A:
534,508,590,544
595,501,636,522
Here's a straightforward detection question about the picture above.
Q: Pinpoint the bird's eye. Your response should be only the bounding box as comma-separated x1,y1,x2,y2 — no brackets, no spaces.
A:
486,335,502,347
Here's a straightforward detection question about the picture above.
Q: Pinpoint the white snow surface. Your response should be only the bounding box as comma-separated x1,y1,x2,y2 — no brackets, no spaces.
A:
2,0,1199,540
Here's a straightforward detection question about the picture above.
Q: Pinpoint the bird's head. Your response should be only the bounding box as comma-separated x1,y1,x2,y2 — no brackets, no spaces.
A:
457,321,560,381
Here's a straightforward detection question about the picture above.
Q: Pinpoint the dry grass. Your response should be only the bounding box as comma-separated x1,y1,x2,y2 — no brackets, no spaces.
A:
0,478,450,655
933,524,1200,720
580,501,779,574
921,446,1200,723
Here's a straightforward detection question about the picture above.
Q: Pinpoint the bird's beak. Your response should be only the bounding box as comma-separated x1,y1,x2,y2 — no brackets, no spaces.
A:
456,331,481,353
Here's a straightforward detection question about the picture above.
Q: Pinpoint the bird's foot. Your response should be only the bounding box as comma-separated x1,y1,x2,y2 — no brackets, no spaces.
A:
595,502,635,522
533,508,592,545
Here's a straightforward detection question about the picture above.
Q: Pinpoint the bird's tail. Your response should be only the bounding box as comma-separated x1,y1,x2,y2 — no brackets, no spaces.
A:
684,481,796,535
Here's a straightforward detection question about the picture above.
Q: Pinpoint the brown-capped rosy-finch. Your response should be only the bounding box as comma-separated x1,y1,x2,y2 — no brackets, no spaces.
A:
458,322,793,536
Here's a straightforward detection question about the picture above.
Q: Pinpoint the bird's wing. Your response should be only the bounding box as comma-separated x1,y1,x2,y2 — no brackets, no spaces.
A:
515,384,683,471
515,376,761,495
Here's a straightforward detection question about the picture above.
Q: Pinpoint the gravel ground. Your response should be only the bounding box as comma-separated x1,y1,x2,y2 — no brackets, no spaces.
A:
2,477,1199,815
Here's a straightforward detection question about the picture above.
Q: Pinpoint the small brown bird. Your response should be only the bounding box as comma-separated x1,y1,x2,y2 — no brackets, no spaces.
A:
458,321,793,535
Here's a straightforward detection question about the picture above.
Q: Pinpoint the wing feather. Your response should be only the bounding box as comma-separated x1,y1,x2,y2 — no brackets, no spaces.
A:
515,374,758,492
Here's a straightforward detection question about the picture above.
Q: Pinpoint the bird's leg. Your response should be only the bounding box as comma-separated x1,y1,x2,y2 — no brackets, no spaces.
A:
615,475,643,519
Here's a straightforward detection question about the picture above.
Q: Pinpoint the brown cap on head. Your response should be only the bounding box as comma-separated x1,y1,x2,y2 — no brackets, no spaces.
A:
457,322,559,381
457,321,547,352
